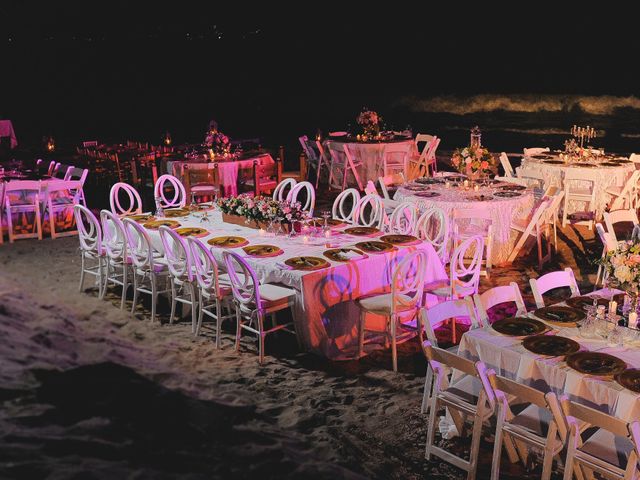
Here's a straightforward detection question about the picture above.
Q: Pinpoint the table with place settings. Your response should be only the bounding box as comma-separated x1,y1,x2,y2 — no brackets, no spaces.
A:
140,209,448,360
394,179,535,265
458,289,640,421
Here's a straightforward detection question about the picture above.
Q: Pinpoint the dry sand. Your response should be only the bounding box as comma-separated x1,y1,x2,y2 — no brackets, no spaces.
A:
0,222,601,479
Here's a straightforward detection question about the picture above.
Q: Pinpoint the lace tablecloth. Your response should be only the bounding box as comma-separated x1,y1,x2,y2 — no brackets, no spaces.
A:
458,290,640,420
144,210,447,359
517,155,635,219
395,183,535,265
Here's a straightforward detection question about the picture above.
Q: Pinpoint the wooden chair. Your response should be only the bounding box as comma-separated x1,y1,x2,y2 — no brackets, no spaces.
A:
326,142,364,191
452,208,494,277
604,208,639,243
507,199,552,268
409,136,440,179
415,206,449,263
382,144,409,177
529,268,580,308
499,152,516,177
595,222,617,287
606,170,640,211
182,163,220,203
41,180,82,238
247,159,281,197
473,282,526,327
298,135,324,188
562,169,597,230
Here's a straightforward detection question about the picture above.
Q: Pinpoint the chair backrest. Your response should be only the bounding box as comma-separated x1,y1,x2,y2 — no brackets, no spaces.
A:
154,174,186,208
387,202,418,235
122,218,157,270
378,173,405,200
82,140,98,148
364,180,379,196
187,237,225,297
65,167,88,184
222,250,262,310
564,167,598,183
499,152,515,177
529,268,580,308
473,282,526,326
4,180,41,207
286,181,315,216
383,144,409,165
100,209,127,261
422,297,478,345
109,182,143,215
354,193,386,228
158,225,194,280
422,340,477,378
518,168,546,190
451,207,493,239
298,135,320,165
74,205,102,254
415,207,449,262
610,170,640,211
596,222,617,254
523,147,550,156
332,188,360,223
604,208,639,242
388,250,429,317
449,235,484,297
43,179,83,205
252,159,281,195
272,178,297,202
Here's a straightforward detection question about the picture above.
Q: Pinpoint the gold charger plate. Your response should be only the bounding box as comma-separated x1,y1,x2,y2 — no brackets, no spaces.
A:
615,369,640,393
355,241,396,254
542,159,564,164
344,226,381,236
308,218,346,228
164,208,190,218
123,213,154,222
242,244,283,257
175,227,209,237
566,351,626,377
143,219,180,229
190,203,215,211
499,184,527,191
492,317,547,337
380,234,420,245
207,236,248,248
534,306,586,324
522,335,580,357
566,295,609,311
323,248,367,262
284,256,330,271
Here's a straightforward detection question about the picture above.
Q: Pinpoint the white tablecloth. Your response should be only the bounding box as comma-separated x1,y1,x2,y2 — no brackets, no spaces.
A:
517,155,635,219
144,210,448,359
395,183,535,265
324,139,416,186
166,154,274,196
458,290,640,420
0,120,18,148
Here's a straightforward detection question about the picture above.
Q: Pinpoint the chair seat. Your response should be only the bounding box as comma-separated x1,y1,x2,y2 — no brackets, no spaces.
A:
257,283,296,310
245,179,277,189
510,403,552,437
191,184,217,193
442,374,483,405
356,292,416,315
581,428,635,468
430,283,476,299
567,189,594,198
201,284,233,300
606,186,624,196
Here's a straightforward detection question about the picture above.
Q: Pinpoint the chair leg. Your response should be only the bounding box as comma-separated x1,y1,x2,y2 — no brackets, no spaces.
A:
424,395,439,460
215,299,222,348
120,265,128,310
420,366,433,414
257,312,265,365
100,262,109,300
36,207,43,240
390,316,398,372
169,281,177,324
190,284,198,335
195,298,205,337
150,274,158,324
49,207,57,239
130,272,139,314
357,310,366,357
79,254,86,292
451,317,457,344
234,307,242,351
490,409,505,480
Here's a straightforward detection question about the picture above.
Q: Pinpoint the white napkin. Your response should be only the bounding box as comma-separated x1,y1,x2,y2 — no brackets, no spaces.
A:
337,250,364,261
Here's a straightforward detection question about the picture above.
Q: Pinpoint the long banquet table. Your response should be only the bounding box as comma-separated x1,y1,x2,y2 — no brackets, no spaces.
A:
458,289,640,421
143,210,448,360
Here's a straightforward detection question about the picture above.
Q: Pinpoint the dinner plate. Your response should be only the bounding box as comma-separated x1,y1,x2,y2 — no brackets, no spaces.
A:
208,236,248,248
601,162,622,167
494,191,522,198
355,241,396,254
143,219,181,229
615,369,640,393
307,218,346,228
466,194,494,201
492,317,547,337
499,184,527,191
329,131,348,137
343,226,381,236
190,203,215,211
522,335,581,357
414,177,445,185
534,305,586,324
163,208,191,218
405,184,429,191
323,248,367,262
415,191,441,198
379,234,420,245
566,295,609,311
284,256,330,270
576,163,598,168
566,351,626,376
531,154,555,160
123,213,155,222
242,244,283,257
175,227,209,238
542,160,564,165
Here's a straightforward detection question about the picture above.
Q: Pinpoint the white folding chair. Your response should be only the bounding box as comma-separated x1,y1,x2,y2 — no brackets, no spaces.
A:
541,187,565,253
523,147,550,156
185,238,235,343
422,340,491,480
298,135,326,189
42,180,82,239
64,167,89,206
222,250,296,364
409,135,439,179
518,167,546,193
387,201,418,235
356,250,429,371
123,218,170,324
326,142,364,191
562,169,597,230
415,207,449,263
353,193,386,229
494,176,529,187
332,188,360,224
606,170,640,211
547,394,640,480
158,225,198,333
364,180,378,196
377,173,405,210
272,178,297,202
604,208,639,243
100,209,130,309
154,174,186,209
529,267,580,308
507,199,551,268
74,205,105,294
382,144,409,177
595,222,617,288
473,282,526,327
110,182,143,216
452,208,493,276
4,180,43,242
476,364,563,480
499,152,516,177
285,180,315,216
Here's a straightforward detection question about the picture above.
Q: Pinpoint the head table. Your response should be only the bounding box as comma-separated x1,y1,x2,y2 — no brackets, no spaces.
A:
517,153,635,219
141,209,447,359
394,181,535,265
458,289,640,422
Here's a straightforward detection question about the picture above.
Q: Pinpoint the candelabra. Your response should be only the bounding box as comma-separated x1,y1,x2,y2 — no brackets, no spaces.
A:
571,125,596,148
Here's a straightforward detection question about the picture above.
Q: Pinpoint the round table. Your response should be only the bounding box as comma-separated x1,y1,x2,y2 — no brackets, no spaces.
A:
395,181,535,265
324,135,415,186
517,154,635,218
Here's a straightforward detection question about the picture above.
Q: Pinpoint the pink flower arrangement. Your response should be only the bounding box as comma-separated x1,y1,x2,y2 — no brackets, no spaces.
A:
356,108,382,136
599,241,640,291
451,145,495,176
216,194,309,223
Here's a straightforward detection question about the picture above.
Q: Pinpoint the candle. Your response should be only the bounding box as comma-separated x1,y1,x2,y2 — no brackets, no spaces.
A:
303,235,310,244
324,229,331,238
629,312,638,329
463,180,469,188
473,184,479,191
609,300,617,315
445,181,451,188
259,228,266,237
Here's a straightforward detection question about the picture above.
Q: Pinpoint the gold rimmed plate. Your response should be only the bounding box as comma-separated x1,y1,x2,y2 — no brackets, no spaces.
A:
534,305,586,324
323,248,367,262
522,335,580,357
499,184,527,191
566,351,627,377
175,227,209,238
405,183,429,191
143,219,181,230
615,369,640,393
601,162,622,167
344,226,381,236
207,236,248,248
379,234,420,245
542,159,564,165
494,191,522,198
123,213,154,222
566,295,609,311
163,208,191,218
284,256,330,271
466,194,494,202
355,241,396,254
307,218,346,228
242,244,283,257
492,317,547,337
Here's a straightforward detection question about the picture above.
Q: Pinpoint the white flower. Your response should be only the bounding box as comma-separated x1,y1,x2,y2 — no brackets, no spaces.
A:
614,265,634,284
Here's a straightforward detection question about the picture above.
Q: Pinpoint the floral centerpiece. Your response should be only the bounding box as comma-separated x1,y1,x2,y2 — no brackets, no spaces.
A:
216,194,309,229
204,130,231,156
597,240,640,294
356,108,382,138
451,145,495,179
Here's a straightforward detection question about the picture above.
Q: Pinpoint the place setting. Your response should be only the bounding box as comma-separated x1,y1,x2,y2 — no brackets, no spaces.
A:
242,244,284,257
491,317,548,337
175,227,209,238
494,191,522,198
354,240,396,254
323,247,367,262
207,236,249,248
143,219,181,229
379,234,420,246
277,256,330,271
343,226,382,236
533,305,586,327
163,208,191,218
